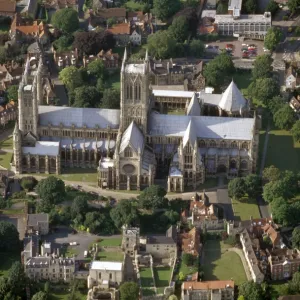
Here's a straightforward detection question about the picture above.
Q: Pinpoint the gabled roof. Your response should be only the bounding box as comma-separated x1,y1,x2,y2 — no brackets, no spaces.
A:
119,121,144,154
218,80,247,113
182,119,197,148
107,23,130,35
0,0,16,14
187,93,201,116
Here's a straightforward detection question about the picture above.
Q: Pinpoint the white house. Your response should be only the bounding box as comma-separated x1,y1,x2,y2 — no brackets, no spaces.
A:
130,29,141,46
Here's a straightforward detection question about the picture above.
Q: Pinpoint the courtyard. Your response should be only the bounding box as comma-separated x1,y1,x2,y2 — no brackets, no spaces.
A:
232,196,261,221
201,240,247,285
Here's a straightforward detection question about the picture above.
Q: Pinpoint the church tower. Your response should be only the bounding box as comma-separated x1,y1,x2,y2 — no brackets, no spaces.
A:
120,48,151,135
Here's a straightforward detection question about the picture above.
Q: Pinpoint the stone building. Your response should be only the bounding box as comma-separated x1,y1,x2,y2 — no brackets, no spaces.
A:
13,48,259,193
121,225,140,256
26,213,49,235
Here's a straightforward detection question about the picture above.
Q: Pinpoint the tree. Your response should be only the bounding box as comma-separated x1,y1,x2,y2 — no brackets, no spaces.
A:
203,53,235,87
73,31,115,55
164,210,180,224
243,0,257,13
84,211,106,234
20,176,38,191
110,199,139,229
168,16,188,43
32,291,48,300
107,17,116,28
148,30,177,59
216,1,228,14
120,282,139,300
263,180,289,202
188,39,205,58
174,7,198,37
288,0,300,13
228,178,246,199
87,59,106,79
53,35,74,52
36,176,65,206
168,296,178,300
153,0,181,21
247,77,279,107
138,185,167,210
291,120,300,142
0,221,19,251
244,174,262,198
252,55,273,80
59,66,84,91
292,228,300,249
182,253,194,266
238,281,264,300
262,165,281,182
73,86,100,108
265,0,279,15
6,85,18,102
273,105,296,130
51,8,79,33
264,27,283,51
101,89,120,109
269,96,285,115
0,46,7,64
7,261,26,297
271,197,291,226
71,196,89,219
0,277,10,300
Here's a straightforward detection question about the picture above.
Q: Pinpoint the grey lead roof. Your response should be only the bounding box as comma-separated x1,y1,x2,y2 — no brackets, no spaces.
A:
119,121,144,154
38,106,120,129
149,113,255,140
183,119,197,148
186,93,201,116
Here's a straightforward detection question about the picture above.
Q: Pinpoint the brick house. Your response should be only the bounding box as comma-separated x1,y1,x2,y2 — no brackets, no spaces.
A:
0,0,16,17
83,49,119,70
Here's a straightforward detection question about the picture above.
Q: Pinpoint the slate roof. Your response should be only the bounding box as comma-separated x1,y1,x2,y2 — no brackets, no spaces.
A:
27,213,49,226
119,121,144,154
183,119,197,148
149,113,255,140
38,106,120,129
23,141,59,156
186,93,201,116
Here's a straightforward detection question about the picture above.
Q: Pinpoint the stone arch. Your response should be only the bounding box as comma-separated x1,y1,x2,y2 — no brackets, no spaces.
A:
242,142,248,149
210,140,216,147
217,164,227,173
50,157,56,168
30,157,36,167
199,140,206,147
231,141,238,148
240,160,248,170
229,160,237,169
220,140,226,148
22,157,27,166
39,157,45,168
124,147,133,158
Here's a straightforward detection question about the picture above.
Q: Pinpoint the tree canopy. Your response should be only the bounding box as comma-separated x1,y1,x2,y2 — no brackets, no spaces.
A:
252,55,273,80
71,196,89,219
138,185,167,210
291,120,300,142
182,253,195,266
264,27,283,51
262,165,281,182
244,174,262,198
7,261,26,297
59,66,84,91
20,176,38,191
292,228,300,249
87,59,106,79
101,89,120,109
242,0,257,13
53,35,74,52
238,281,265,300
168,16,188,43
288,0,300,13
120,282,139,300
188,39,205,58
0,221,19,251
265,0,279,15
273,105,296,130
32,291,48,300
73,86,100,108
6,85,18,102
153,0,181,21
51,8,79,33
228,178,246,199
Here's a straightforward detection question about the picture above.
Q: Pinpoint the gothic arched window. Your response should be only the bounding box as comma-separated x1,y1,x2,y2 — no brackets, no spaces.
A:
231,141,238,148
210,140,216,147
199,140,206,147
138,84,141,100
240,160,248,170
124,147,133,157
242,142,248,150
134,85,138,100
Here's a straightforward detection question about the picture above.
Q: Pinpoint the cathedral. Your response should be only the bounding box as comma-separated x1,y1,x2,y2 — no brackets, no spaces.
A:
13,49,259,192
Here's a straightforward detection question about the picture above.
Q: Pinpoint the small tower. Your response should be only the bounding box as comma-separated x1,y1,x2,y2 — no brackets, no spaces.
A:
13,122,22,174
122,225,140,256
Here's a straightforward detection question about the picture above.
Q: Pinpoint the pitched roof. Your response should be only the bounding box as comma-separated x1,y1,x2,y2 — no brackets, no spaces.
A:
107,23,130,35
23,141,60,156
187,93,201,116
0,0,16,14
182,119,197,148
119,121,144,154
27,213,49,226
181,227,201,256
218,80,247,113
262,223,280,245
96,8,126,19
182,280,234,290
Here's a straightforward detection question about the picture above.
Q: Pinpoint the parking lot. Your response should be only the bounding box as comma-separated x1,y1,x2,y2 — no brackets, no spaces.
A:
205,39,265,59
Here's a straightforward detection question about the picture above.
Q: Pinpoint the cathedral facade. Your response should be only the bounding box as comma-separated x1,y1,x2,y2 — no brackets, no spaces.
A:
13,50,259,192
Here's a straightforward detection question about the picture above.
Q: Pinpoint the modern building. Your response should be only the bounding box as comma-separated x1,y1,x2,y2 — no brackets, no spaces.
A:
87,261,124,289
26,213,49,235
181,280,235,300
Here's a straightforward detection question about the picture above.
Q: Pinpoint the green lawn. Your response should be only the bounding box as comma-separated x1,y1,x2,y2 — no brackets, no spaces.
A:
233,71,252,90
202,240,247,285
0,150,12,169
0,137,13,149
0,252,20,277
49,289,86,300
154,266,172,292
142,288,156,296
265,130,300,172
0,209,23,215
232,196,260,221
97,237,122,247
167,109,185,115
61,247,78,258
123,0,144,10
179,261,198,278
96,251,124,261
106,70,120,90
140,267,155,287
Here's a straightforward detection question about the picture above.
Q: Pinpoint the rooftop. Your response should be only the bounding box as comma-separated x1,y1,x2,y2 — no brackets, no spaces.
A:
90,261,123,271
27,213,49,226
214,14,271,23
182,280,234,290
23,141,60,156
0,0,16,13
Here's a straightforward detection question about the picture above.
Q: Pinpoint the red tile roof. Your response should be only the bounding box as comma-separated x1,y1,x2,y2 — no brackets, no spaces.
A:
182,280,235,290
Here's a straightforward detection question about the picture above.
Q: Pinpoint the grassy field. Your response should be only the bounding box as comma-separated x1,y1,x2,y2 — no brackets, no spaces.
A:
0,137,13,149
154,266,172,294
123,0,144,10
233,71,252,91
0,208,23,215
142,288,156,296
264,130,300,172
179,260,198,277
0,252,20,277
106,70,121,90
0,150,12,169
49,290,86,300
140,267,155,287
96,251,124,261
202,240,247,285
97,237,122,247
232,196,260,221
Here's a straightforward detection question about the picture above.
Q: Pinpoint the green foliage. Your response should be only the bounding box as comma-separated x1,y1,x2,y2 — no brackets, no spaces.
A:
73,86,100,108
53,35,74,52
107,17,117,28
182,253,194,266
224,235,237,246
228,178,246,199
32,291,48,300
178,271,185,280
242,0,257,13
265,0,279,15
263,180,288,202
148,30,177,59
20,176,38,191
0,46,7,64
101,88,120,109
216,1,228,14
87,59,106,79
273,105,296,130
51,8,79,33
238,281,264,300
168,16,188,43
264,27,283,51
188,39,205,58
6,85,18,102
110,199,139,228
7,261,26,297
292,228,300,249
59,66,84,91
71,196,89,219
291,120,300,142
262,165,281,182
153,0,181,21
252,54,273,80
203,53,235,87
288,0,300,13
0,221,19,251
244,174,262,198
138,185,167,210
120,281,139,300
269,96,285,115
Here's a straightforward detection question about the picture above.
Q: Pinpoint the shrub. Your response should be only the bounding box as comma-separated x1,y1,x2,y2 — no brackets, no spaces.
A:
20,176,38,191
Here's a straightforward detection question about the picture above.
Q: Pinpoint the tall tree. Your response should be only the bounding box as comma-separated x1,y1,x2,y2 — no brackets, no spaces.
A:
120,282,139,300
59,66,84,91
242,0,257,13
244,174,262,198
87,59,106,79
20,176,38,191
252,55,273,80
269,96,285,115
168,16,188,43
32,291,48,300
262,165,281,182
189,39,205,58
291,120,300,142
263,180,289,202
238,281,264,300
138,185,167,210
288,0,300,13
0,221,19,251
6,85,18,102
265,0,279,15
153,0,181,21
273,105,296,130
71,196,89,219
7,261,26,297
73,86,100,108
51,8,79,33
264,27,283,51
292,228,300,249
228,178,246,199
101,89,120,109
53,35,74,52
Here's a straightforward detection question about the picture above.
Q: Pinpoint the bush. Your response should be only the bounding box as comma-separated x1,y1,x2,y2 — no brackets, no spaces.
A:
283,15,288,20
20,176,38,191
11,191,26,199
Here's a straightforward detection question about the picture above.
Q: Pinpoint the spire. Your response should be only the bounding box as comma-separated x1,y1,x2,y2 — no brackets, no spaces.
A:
121,47,127,72
186,93,201,116
145,48,149,62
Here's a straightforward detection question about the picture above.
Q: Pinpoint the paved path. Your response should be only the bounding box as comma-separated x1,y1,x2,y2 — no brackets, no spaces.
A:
228,247,252,281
